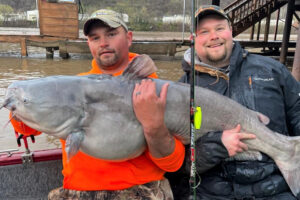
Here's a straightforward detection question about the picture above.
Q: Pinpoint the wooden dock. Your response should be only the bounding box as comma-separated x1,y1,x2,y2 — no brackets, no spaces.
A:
0,28,296,59
0,0,297,65
0,28,189,58
0,35,182,59
0,0,297,60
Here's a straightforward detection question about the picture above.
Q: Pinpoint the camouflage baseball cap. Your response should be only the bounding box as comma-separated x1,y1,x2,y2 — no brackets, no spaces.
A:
195,5,229,22
83,9,128,36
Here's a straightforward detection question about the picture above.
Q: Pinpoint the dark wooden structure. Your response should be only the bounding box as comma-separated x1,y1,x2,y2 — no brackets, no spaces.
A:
223,0,300,67
292,27,300,80
224,0,287,37
212,0,220,6
280,0,294,63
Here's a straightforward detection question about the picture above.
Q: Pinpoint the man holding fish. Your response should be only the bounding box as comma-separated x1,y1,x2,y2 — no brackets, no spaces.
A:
9,9,185,200
6,5,300,200
166,5,300,200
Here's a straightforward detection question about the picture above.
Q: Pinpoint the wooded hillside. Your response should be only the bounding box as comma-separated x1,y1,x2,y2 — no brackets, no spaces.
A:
0,0,232,13
0,0,233,30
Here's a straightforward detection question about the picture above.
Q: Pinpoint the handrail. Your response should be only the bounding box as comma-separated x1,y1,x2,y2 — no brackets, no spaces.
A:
224,0,248,12
223,0,287,36
226,0,271,22
230,0,274,23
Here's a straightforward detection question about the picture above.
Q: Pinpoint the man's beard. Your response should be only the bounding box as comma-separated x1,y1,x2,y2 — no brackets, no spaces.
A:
96,53,119,68
206,49,227,64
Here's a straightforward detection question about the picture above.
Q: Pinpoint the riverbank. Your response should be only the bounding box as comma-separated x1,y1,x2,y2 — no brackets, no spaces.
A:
0,27,296,65
0,27,297,40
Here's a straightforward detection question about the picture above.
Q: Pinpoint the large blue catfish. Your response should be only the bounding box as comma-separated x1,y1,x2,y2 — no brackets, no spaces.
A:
2,55,300,197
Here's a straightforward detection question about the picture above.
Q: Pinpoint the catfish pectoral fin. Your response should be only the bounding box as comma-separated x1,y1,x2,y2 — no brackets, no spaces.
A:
256,112,270,125
65,131,84,161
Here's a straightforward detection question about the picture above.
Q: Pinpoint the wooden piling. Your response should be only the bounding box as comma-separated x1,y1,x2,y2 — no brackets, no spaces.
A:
264,13,271,42
274,9,280,41
280,0,295,64
250,24,255,40
46,47,54,59
59,40,69,59
256,20,261,40
20,38,27,57
292,27,300,81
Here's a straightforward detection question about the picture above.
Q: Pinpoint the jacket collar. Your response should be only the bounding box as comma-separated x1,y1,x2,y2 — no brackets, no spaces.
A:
228,41,248,74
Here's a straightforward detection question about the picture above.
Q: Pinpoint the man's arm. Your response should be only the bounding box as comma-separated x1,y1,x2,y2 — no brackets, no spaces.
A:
221,124,256,156
132,79,185,171
180,126,256,174
133,79,174,157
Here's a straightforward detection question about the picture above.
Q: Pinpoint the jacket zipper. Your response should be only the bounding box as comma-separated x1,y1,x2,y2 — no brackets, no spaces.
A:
248,75,252,89
227,65,231,97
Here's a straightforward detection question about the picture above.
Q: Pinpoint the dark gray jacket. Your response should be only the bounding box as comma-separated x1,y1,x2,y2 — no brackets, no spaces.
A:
166,42,300,200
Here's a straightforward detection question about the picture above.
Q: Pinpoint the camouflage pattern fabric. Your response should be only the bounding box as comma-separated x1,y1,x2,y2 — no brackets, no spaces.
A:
48,179,173,200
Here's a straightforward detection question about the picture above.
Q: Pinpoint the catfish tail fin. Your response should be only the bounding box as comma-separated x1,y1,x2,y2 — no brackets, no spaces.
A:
275,136,300,198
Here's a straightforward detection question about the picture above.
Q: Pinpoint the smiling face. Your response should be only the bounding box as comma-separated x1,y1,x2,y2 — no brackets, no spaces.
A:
195,15,233,68
87,22,132,74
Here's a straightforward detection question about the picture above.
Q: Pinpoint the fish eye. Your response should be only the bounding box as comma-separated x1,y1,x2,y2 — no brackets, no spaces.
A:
23,98,28,103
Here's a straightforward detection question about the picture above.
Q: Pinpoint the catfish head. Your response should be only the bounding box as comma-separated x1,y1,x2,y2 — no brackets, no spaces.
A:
2,76,85,139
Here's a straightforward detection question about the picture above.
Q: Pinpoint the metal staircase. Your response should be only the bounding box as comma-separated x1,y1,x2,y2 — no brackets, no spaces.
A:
224,0,287,37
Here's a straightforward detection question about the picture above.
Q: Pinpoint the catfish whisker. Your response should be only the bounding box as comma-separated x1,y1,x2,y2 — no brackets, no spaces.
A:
3,112,17,130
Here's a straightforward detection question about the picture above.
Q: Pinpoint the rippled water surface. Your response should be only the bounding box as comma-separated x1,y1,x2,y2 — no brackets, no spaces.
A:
0,54,184,152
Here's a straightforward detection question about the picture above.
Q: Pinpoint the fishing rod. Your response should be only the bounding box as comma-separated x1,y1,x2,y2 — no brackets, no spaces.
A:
189,0,200,199
77,0,85,21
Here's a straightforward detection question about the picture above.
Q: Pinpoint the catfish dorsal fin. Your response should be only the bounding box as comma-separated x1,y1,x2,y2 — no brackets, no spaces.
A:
122,54,157,79
257,112,270,125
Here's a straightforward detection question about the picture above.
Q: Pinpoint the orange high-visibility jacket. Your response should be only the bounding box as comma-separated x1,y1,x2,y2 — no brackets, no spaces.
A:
10,52,185,190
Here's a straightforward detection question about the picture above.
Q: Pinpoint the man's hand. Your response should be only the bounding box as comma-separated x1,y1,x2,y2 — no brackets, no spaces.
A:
132,79,174,158
221,124,256,157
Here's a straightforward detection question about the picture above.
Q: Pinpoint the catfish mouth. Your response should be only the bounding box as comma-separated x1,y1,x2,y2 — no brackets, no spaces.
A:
2,95,19,115
10,109,52,135
0,99,14,111
10,108,38,128
1,96,38,129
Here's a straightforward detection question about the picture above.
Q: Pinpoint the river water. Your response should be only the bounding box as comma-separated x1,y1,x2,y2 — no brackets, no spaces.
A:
0,46,184,153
